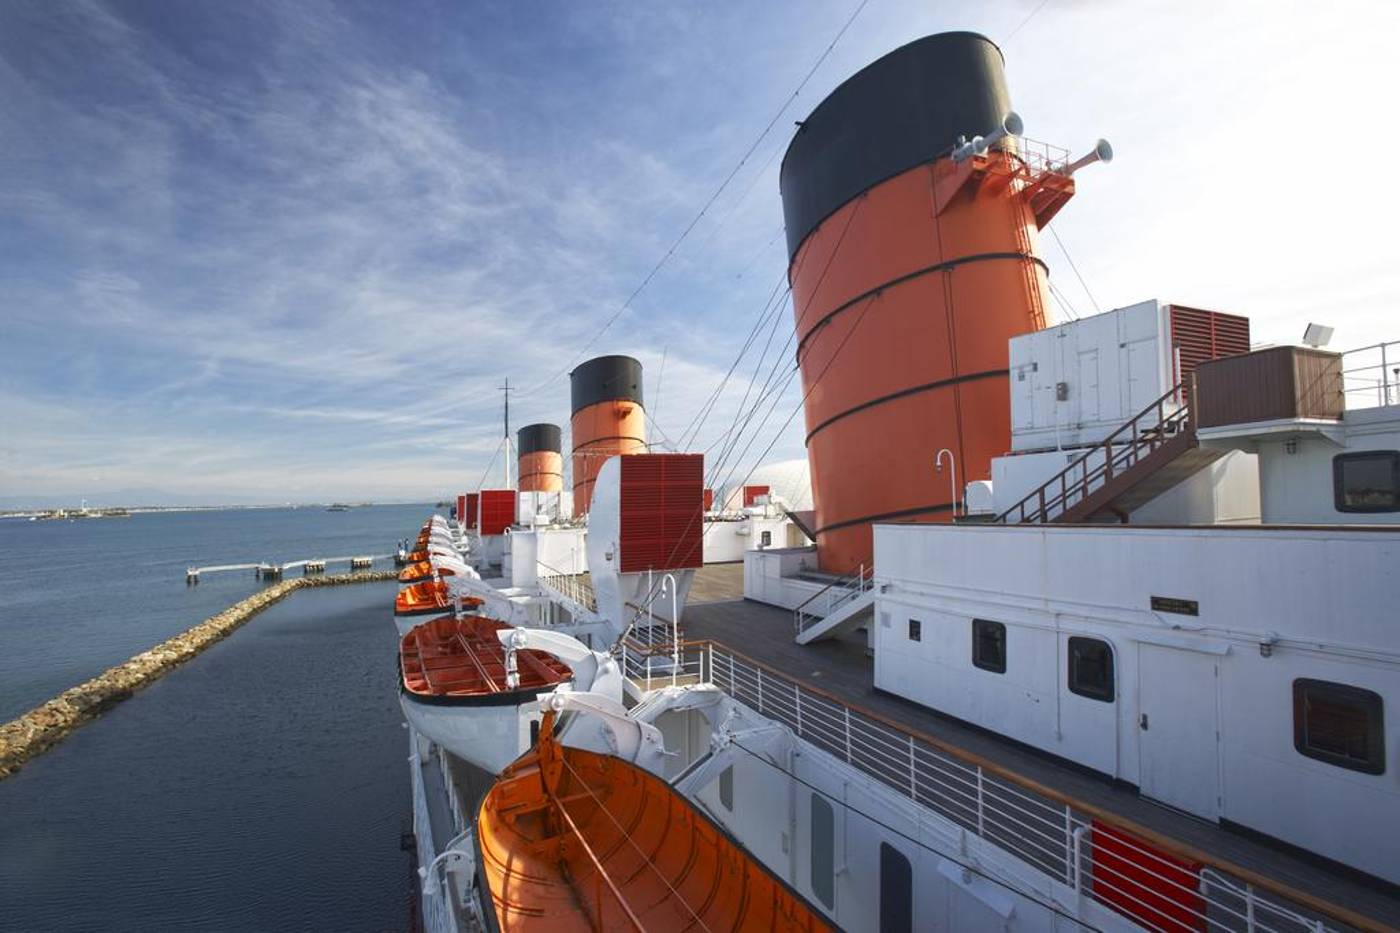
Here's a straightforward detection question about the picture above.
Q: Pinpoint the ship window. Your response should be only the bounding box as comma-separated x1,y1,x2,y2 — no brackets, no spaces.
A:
719,765,734,811
972,619,1007,674
1333,451,1400,512
1293,679,1385,775
530,720,540,747
810,794,835,909
908,619,922,642
879,843,913,933
760,530,772,547
1068,637,1114,702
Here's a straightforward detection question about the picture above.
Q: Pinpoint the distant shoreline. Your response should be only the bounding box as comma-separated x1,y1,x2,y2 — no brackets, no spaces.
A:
0,502,437,519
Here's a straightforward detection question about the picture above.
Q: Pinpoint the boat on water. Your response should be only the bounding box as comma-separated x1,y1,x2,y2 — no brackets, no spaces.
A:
398,31,1399,933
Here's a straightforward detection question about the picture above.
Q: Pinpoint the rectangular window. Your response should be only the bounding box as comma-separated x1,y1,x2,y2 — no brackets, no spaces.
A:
972,619,1007,673
760,530,772,547
1293,679,1385,774
719,764,734,811
1333,451,1400,512
1068,636,1114,702
810,794,835,909
879,843,913,933
908,619,922,642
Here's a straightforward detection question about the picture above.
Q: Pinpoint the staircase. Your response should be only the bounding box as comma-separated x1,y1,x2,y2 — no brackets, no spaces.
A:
793,565,877,645
997,379,1224,524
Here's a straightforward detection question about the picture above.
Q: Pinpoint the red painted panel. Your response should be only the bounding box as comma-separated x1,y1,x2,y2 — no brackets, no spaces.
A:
703,488,715,512
742,485,770,507
619,454,704,573
1091,821,1205,932
456,494,467,523
1170,306,1251,383
465,493,479,527
478,490,515,536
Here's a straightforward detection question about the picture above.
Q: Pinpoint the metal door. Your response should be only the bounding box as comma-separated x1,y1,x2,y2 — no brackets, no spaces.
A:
1137,644,1221,820
1077,349,1100,423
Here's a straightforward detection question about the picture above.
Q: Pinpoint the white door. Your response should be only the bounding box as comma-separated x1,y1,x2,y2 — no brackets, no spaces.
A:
1137,644,1221,820
1124,339,1161,415
1077,349,1100,424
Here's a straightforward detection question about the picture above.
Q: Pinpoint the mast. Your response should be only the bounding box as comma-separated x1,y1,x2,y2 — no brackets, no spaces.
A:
500,377,512,489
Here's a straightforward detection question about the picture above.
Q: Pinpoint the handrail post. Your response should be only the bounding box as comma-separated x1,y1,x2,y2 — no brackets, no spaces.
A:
908,735,917,799
757,667,764,713
976,768,985,836
1063,805,1074,885
795,688,803,737
844,707,852,764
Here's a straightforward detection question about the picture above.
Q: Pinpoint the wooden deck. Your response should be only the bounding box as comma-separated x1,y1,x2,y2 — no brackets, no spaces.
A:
680,564,1400,929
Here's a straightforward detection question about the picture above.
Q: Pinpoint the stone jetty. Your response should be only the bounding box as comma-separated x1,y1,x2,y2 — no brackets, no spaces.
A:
0,570,398,779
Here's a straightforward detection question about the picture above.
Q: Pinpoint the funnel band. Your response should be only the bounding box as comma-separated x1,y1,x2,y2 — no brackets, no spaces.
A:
804,368,1007,445
815,500,955,536
795,251,1047,356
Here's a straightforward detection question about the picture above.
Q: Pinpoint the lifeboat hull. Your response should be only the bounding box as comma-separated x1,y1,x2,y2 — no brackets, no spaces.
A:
399,692,546,775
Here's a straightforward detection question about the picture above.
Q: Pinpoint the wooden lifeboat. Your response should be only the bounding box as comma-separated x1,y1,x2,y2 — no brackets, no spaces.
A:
399,615,572,774
476,711,831,932
394,581,482,635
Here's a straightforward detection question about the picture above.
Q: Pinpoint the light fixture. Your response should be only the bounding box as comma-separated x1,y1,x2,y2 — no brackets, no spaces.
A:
1259,632,1280,657
1302,323,1334,348
1285,438,1298,455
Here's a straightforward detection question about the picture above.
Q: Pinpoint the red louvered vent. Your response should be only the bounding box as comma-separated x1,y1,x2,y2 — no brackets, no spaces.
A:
478,490,516,536
742,485,770,507
703,488,715,512
1169,305,1251,382
464,493,479,527
456,494,467,523
619,454,704,573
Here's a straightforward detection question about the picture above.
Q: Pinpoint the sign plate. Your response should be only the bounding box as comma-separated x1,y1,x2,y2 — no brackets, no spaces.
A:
1151,596,1199,617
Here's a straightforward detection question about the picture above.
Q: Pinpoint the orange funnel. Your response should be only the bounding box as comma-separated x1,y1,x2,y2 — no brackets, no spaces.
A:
516,423,563,493
780,32,1070,572
569,355,645,516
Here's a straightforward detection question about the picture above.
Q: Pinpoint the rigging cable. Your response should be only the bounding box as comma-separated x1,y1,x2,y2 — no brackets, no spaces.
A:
522,0,874,397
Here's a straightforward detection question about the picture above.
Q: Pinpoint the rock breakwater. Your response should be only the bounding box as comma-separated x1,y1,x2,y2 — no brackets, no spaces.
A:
0,570,397,779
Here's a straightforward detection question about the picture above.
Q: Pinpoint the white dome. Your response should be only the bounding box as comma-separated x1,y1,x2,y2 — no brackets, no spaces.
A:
719,458,812,512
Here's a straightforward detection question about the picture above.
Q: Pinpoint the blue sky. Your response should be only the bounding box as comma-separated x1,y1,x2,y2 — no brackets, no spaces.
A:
2,1,1398,505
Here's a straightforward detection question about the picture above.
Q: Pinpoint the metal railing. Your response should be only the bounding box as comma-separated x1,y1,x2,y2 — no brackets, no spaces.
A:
998,382,1193,524
537,561,597,613
1341,339,1400,410
409,737,463,933
679,639,1370,933
792,563,875,635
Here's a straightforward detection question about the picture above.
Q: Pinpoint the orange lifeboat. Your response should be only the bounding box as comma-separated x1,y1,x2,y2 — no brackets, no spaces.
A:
476,711,831,931
394,581,482,635
399,615,572,774
398,559,460,585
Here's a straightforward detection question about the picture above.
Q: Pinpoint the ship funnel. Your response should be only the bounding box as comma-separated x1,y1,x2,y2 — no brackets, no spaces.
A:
780,32,1070,573
1065,138,1113,175
952,110,1023,162
517,423,563,493
570,355,646,516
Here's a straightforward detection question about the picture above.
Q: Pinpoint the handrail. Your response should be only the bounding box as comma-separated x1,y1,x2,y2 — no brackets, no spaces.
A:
792,563,874,633
689,637,1383,933
996,380,1194,525
536,560,597,613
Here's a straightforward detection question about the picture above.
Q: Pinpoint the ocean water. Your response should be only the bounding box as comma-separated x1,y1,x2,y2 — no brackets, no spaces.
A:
0,505,439,931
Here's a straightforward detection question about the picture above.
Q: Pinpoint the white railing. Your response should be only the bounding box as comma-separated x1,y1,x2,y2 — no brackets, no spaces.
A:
409,738,462,933
1341,340,1400,410
686,641,1361,933
793,563,875,635
537,561,597,613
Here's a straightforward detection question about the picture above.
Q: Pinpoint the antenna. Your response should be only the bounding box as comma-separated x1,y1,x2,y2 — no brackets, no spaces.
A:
499,378,513,489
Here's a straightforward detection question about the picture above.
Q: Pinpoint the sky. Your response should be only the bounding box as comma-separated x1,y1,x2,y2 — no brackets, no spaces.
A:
2,0,1398,506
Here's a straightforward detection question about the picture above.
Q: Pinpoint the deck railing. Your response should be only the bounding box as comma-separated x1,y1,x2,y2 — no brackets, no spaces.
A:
536,561,597,613
675,639,1372,933
1341,339,1400,410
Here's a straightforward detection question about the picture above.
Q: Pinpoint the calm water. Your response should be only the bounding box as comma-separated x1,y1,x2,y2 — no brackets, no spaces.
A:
0,505,440,930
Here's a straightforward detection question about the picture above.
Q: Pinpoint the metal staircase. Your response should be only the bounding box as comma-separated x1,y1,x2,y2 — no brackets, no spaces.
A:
997,379,1223,524
793,565,877,645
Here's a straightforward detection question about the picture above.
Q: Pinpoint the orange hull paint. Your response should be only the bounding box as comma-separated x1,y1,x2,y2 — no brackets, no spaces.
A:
400,616,570,697
394,581,482,617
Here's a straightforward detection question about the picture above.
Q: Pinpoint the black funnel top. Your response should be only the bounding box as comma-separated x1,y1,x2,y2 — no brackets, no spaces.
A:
517,423,562,456
779,32,1011,260
570,355,644,415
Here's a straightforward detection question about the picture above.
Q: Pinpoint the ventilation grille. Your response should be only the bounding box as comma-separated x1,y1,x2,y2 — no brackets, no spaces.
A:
619,454,704,573
1169,306,1251,380
478,490,515,536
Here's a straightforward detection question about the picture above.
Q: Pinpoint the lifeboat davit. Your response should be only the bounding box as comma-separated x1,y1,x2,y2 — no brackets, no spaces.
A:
476,710,830,931
398,558,467,585
394,581,482,635
398,615,571,774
